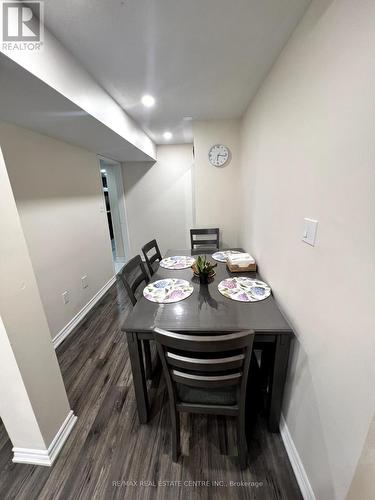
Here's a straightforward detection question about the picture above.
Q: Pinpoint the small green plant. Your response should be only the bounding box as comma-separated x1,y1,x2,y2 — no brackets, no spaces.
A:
192,255,217,276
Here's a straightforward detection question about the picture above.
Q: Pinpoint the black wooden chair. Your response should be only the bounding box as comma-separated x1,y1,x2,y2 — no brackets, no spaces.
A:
190,228,219,251
119,255,152,378
154,327,254,468
142,239,162,276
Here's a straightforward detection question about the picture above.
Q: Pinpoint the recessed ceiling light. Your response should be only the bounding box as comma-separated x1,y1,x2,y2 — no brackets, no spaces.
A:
183,116,193,121
141,94,155,108
163,131,173,140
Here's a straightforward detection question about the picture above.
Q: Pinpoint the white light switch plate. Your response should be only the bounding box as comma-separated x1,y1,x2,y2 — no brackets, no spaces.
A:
81,275,88,289
302,218,318,246
62,291,70,304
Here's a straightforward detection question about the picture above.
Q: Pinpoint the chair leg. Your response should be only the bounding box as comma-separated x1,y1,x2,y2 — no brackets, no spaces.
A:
143,340,152,380
171,408,180,462
237,415,248,469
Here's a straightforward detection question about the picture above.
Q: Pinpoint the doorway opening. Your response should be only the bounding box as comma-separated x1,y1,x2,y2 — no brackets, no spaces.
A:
99,157,130,274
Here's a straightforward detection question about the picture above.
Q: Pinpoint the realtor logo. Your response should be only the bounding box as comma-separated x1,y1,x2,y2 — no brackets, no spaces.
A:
1,1,44,50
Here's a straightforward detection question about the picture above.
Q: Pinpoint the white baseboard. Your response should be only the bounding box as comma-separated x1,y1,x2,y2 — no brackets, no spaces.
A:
53,275,117,349
12,410,77,466
280,414,316,500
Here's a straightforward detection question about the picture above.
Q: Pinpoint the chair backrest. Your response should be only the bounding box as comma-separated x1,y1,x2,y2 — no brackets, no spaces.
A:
142,239,162,276
119,255,149,305
190,228,219,250
154,328,254,394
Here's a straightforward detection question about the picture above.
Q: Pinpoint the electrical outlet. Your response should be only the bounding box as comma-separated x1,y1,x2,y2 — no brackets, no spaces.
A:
62,291,70,304
81,275,88,289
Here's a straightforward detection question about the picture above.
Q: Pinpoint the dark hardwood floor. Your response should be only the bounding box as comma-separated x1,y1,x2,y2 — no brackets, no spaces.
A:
0,280,302,500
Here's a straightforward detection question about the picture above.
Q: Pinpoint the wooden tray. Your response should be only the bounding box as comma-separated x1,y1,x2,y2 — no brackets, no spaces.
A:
227,261,257,273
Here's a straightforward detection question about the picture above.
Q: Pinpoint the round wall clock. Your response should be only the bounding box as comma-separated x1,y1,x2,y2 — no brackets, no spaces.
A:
208,144,230,167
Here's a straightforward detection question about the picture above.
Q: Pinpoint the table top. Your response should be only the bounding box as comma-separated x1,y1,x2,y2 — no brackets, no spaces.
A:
122,249,292,335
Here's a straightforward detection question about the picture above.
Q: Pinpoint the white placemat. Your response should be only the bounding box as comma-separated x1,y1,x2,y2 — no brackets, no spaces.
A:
159,255,196,270
211,250,241,263
218,277,271,302
143,279,194,303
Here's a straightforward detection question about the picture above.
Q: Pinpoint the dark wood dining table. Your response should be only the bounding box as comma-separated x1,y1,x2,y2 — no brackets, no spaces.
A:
122,249,293,432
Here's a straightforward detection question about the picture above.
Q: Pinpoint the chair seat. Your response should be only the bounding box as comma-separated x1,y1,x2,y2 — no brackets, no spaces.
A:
176,383,237,406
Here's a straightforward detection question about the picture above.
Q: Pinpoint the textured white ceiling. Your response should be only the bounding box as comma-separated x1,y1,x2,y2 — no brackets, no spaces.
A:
41,0,310,144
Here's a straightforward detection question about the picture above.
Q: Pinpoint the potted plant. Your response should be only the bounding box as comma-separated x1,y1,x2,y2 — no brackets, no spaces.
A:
191,255,217,284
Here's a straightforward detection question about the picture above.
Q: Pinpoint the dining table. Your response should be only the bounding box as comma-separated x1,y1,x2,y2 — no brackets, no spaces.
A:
121,248,293,432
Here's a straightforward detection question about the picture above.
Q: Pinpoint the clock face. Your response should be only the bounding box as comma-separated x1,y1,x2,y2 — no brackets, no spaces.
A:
208,144,230,167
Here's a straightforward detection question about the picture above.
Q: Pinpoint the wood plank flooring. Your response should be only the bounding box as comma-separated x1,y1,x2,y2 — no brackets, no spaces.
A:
0,280,302,500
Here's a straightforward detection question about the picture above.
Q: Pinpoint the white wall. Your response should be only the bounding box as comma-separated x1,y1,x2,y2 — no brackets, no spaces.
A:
347,415,375,500
0,316,49,449
0,122,114,340
239,0,375,498
0,146,72,451
193,119,241,248
122,145,193,257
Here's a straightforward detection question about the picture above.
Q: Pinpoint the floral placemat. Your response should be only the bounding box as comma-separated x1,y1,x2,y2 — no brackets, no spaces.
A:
143,279,194,303
218,277,271,302
159,255,196,270
212,250,241,263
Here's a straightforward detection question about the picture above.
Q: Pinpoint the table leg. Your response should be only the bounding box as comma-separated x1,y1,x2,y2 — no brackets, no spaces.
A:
126,331,149,423
268,334,291,432
143,340,153,380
